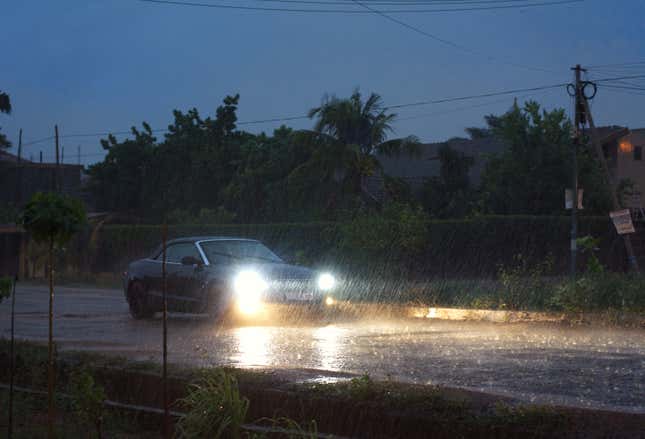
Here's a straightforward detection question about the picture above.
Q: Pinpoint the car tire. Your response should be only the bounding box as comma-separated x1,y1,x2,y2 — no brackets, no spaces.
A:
128,281,155,319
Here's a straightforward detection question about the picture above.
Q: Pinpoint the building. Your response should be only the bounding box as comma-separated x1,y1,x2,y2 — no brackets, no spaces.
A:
0,150,84,206
598,126,645,211
375,136,505,193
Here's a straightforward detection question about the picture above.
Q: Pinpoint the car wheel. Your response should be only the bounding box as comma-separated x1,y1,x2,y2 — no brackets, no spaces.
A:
128,281,155,319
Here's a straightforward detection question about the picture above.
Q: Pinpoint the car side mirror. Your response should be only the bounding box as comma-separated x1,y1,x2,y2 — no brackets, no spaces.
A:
181,256,202,267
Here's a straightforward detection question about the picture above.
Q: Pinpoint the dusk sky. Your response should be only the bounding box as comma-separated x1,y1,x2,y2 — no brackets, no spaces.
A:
2,0,644,165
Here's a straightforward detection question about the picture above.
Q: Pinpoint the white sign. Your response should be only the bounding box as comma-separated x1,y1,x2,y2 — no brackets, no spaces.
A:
609,209,636,235
565,189,584,210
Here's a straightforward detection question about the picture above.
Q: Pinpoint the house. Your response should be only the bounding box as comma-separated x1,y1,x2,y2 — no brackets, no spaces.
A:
597,126,645,211
0,150,85,206
374,136,505,193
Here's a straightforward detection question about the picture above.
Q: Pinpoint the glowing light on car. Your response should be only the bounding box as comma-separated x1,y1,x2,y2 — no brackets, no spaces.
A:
325,296,335,306
318,273,336,291
233,270,267,315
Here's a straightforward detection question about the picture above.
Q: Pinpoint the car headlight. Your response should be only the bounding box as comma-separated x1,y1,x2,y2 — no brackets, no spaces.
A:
317,273,336,291
233,270,267,315
233,270,268,296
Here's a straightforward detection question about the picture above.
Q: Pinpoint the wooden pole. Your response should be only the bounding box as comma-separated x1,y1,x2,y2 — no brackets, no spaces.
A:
47,239,55,439
162,223,170,438
15,129,22,206
582,92,640,272
54,125,60,192
570,65,582,279
8,276,17,439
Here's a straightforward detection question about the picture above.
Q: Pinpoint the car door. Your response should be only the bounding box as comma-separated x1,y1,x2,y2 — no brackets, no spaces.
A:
164,242,205,307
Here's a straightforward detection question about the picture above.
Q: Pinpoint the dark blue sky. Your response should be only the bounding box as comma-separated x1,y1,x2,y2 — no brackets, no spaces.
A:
2,0,644,164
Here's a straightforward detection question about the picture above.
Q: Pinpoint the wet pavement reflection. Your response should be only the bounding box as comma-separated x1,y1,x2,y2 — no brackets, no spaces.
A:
1,285,644,413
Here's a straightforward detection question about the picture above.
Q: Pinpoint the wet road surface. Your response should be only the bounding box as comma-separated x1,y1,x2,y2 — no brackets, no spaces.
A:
1,285,644,413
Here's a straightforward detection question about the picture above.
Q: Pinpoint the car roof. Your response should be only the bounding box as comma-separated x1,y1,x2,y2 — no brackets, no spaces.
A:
166,236,259,245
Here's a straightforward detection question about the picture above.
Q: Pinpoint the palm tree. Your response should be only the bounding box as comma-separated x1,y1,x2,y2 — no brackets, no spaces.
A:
306,89,419,196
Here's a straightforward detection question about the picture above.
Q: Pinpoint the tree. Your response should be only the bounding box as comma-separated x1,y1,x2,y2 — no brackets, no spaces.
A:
306,89,420,196
478,101,611,215
421,144,475,218
21,192,86,438
0,91,12,148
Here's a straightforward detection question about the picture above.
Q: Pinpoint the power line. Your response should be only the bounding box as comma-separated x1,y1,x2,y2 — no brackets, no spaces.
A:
601,84,645,92
349,0,564,74
254,0,561,5
19,81,569,147
592,74,645,83
385,82,567,109
396,87,559,121
138,0,582,13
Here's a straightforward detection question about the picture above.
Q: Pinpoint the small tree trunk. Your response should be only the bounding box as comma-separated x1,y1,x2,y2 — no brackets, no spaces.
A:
47,238,55,439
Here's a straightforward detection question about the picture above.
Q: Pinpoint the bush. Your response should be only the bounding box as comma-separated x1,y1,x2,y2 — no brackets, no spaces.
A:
69,369,106,439
176,369,249,439
551,273,645,313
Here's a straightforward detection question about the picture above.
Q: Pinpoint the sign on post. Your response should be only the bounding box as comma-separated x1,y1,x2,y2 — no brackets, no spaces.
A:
610,209,636,235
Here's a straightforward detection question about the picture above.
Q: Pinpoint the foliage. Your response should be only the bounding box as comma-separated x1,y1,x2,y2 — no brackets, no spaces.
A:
338,202,429,267
496,253,554,310
550,273,645,313
478,101,612,215
21,192,87,247
307,89,419,198
0,90,11,148
420,144,476,218
0,276,11,304
176,368,250,439
576,235,603,274
167,207,236,225
69,368,106,439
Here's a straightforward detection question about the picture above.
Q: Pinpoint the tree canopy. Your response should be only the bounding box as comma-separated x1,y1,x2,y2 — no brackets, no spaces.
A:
85,94,613,223
0,91,11,148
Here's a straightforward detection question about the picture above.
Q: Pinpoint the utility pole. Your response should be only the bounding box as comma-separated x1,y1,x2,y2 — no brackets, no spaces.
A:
572,64,640,272
54,125,60,193
39,151,43,163
161,222,170,439
77,145,81,165
570,65,583,279
15,129,22,207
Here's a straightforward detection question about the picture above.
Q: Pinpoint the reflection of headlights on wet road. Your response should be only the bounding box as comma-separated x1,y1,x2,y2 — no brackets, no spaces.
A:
317,273,336,291
233,270,267,315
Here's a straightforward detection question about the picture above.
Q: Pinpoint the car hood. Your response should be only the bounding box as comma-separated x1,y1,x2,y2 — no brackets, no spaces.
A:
205,261,316,281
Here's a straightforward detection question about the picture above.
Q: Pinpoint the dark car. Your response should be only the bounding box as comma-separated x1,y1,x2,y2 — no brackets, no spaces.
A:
123,236,338,319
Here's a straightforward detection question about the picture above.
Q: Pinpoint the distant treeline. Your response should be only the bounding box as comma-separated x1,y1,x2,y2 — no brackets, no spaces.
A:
86,92,614,223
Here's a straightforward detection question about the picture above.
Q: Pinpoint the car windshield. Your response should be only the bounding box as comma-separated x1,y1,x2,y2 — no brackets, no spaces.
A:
199,240,283,265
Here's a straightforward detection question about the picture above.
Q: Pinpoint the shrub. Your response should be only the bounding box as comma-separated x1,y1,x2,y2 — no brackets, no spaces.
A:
176,369,249,439
496,253,554,310
69,369,106,439
551,273,645,313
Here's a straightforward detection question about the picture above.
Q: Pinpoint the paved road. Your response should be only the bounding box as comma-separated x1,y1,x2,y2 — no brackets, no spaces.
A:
1,285,644,413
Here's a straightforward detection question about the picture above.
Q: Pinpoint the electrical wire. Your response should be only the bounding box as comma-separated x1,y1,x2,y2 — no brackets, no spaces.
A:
18,81,569,148
349,0,563,74
138,0,582,13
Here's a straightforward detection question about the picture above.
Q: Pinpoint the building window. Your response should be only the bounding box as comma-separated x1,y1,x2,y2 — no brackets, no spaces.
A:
635,146,643,161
